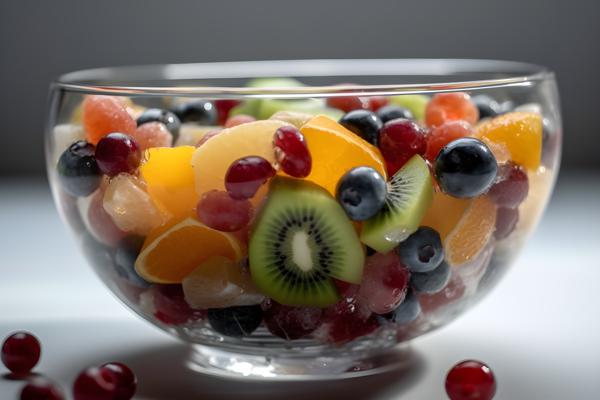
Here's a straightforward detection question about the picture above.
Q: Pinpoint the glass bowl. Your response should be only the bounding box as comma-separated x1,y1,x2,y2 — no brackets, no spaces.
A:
45,59,561,379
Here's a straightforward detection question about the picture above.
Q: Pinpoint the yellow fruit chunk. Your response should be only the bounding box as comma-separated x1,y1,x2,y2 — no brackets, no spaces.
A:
182,256,263,308
192,120,289,198
135,218,243,284
421,190,471,240
444,196,497,266
300,115,387,194
475,112,542,170
480,137,511,165
140,146,197,219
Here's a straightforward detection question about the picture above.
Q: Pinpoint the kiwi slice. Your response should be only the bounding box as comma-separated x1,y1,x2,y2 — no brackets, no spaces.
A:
249,177,364,307
360,155,433,253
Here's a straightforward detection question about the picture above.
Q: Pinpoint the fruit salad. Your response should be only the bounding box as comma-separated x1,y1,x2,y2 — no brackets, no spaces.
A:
49,79,558,350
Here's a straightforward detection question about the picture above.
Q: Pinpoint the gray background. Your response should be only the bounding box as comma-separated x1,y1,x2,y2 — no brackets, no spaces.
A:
1,0,599,176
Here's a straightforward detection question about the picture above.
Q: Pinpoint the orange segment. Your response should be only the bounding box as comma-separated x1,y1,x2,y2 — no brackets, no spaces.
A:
140,146,198,219
421,190,471,240
300,115,387,194
191,120,290,201
444,196,497,266
135,218,242,284
475,112,542,170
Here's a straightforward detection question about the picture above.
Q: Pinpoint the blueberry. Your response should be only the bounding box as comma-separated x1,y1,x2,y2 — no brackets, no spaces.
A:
172,100,217,125
137,108,181,140
410,261,451,294
339,109,383,145
56,141,102,197
115,236,150,288
336,166,387,221
472,95,501,119
378,290,421,325
208,305,263,337
434,137,498,198
365,246,377,256
397,227,444,273
376,105,414,123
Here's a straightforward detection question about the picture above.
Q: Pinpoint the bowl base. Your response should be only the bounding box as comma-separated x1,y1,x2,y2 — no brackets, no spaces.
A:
187,343,416,380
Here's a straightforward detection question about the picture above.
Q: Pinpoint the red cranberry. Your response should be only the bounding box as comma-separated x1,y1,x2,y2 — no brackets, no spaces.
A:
214,99,241,125
367,96,390,111
72,366,117,400
262,299,323,340
378,119,427,175
445,360,497,400
20,377,65,400
225,156,276,200
100,362,137,400
224,114,256,128
488,163,529,208
273,126,312,178
196,129,222,147
153,285,204,325
494,207,519,240
95,133,141,177
196,190,253,232
1,332,41,375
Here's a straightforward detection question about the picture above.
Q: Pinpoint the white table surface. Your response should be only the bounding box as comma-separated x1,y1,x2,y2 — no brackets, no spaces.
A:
0,173,599,399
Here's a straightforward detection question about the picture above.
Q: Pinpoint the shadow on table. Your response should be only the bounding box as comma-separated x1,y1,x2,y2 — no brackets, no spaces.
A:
115,344,425,400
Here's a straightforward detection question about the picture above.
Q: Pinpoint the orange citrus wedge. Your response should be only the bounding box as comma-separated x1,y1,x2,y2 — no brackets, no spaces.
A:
444,196,497,266
421,190,471,240
140,146,198,219
135,218,243,284
300,115,387,194
475,112,542,170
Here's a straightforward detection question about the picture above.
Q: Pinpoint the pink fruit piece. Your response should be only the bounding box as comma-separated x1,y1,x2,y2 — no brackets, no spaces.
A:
88,188,127,246
225,156,276,200
225,114,256,128
262,299,324,340
425,92,479,128
82,95,136,145
425,120,473,163
359,252,410,315
195,129,222,148
488,163,529,208
196,190,253,232
132,122,173,151
273,125,312,178
153,284,206,325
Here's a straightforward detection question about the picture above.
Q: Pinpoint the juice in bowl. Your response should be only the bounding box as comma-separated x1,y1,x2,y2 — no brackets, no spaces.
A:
46,59,561,378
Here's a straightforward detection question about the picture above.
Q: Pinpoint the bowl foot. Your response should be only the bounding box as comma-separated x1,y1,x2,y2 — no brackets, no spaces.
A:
187,343,417,380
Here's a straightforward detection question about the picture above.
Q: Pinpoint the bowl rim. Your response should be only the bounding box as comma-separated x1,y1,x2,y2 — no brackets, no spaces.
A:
53,59,554,98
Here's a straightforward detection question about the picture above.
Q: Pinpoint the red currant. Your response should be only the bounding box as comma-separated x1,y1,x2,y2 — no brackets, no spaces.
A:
488,163,529,208
20,377,65,400
378,119,427,175
100,362,137,400
445,360,497,400
273,126,312,178
196,190,253,232
95,133,141,177
225,156,276,200
214,99,241,125
425,120,473,162
224,114,256,128
1,332,41,375
72,366,117,400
